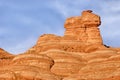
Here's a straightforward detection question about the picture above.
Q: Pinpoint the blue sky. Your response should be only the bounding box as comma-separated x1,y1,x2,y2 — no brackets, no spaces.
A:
0,0,120,54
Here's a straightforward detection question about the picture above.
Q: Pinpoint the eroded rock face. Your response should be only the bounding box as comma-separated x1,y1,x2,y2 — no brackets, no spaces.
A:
30,10,104,54
0,10,120,80
64,10,102,45
0,48,13,58
0,48,14,66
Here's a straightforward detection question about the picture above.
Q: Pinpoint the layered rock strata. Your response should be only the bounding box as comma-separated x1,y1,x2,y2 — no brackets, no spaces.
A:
0,48,14,66
0,10,120,80
64,10,102,45
28,10,104,54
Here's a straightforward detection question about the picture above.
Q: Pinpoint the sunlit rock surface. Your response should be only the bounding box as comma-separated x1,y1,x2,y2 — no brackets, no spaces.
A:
0,48,14,66
0,10,120,80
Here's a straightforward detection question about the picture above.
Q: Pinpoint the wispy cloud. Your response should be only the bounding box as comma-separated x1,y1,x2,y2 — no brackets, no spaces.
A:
6,36,37,54
54,0,91,18
96,1,120,47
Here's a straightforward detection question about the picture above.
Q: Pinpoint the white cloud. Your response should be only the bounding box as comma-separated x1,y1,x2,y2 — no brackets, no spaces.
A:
6,36,37,54
54,0,89,18
98,1,120,46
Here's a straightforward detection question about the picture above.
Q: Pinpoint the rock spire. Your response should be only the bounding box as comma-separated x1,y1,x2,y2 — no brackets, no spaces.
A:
64,10,103,45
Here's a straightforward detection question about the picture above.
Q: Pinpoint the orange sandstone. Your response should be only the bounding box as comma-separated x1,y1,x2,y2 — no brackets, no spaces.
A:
0,10,120,80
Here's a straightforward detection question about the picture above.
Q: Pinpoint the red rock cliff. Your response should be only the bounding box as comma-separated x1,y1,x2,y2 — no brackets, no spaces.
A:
31,10,104,53
0,10,120,80
64,10,103,45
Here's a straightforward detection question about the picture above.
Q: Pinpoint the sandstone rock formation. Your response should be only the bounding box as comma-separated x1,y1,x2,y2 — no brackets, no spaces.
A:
28,10,104,54
0,48,13,58
0,48,14,66
64,10,102,45
0,10,120,80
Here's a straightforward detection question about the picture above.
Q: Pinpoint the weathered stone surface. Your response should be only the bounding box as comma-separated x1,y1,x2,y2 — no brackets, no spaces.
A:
40,49,86,77
1,10,120,80
12,53,54,70
26,10,104,55
63,49,120,80
0,48,13,58
0,48,14,66
64,10,103,45
0,65,61,80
